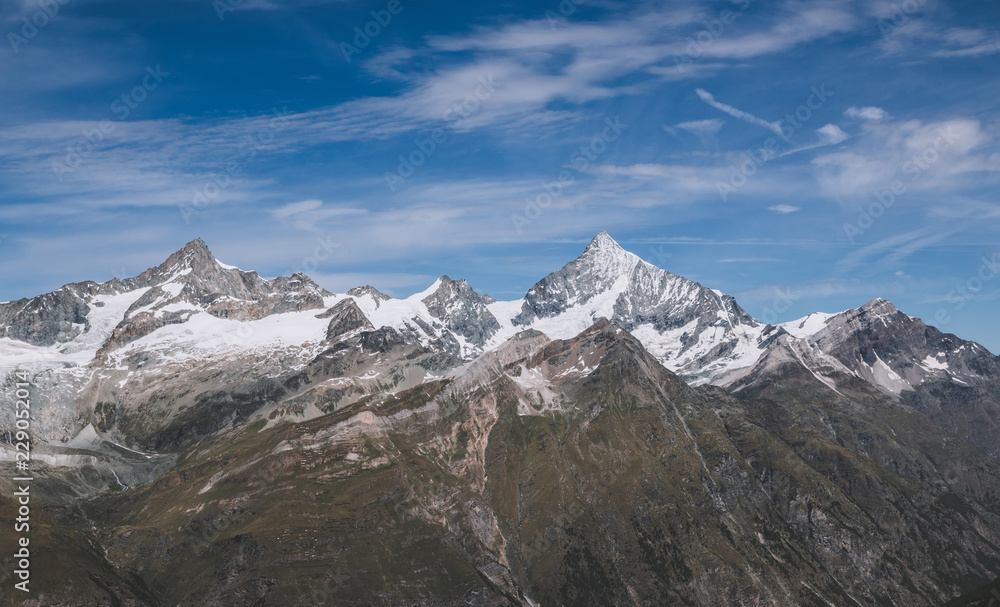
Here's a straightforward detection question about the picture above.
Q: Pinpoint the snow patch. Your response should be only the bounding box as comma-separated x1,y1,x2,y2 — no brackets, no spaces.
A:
781,312,838,339
921,354,949,371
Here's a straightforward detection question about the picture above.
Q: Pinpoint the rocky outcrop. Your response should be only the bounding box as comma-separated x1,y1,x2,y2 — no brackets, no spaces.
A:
788,298,1000,459
320,298,374,342
421,276,501,348
347,284,390,304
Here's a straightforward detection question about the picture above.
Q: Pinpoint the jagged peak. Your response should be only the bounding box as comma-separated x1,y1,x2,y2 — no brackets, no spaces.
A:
425,275,476,295
844,298,903,324
182,237,211,255
152,238,219,278
347,285,390,302
860,297,895,312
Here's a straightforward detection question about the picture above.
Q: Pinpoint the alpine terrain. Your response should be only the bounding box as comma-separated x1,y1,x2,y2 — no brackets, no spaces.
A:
0,233,998,606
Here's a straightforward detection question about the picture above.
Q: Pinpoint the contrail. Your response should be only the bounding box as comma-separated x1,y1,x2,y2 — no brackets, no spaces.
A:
695,88,785,139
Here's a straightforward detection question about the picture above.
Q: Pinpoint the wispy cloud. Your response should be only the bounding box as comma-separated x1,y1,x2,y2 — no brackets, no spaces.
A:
836,226,960,273
272,199,323,219
768,205,801,214
718,257,785,263
676,119,724,136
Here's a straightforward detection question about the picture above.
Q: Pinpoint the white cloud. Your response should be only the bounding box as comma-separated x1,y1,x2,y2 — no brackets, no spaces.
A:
845,106,889,121
817,124,849,145
676,119,724,136
812,117,999,201
768,205,801,214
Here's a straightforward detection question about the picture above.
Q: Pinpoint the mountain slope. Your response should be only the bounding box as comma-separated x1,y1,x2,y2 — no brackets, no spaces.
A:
5,320,999,605
777,299,1000,458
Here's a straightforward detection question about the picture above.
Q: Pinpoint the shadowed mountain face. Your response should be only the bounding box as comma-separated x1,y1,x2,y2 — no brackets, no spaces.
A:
771,298,1000,460
0,236,998,606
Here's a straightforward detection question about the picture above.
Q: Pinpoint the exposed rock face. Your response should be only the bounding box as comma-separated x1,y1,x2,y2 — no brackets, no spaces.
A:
97,239,329,352
359,326,406,353
0,286,93,346
320,298,374,341
422,276,501,349
346,284,390,303
777,298,1000,458
807,299,997,392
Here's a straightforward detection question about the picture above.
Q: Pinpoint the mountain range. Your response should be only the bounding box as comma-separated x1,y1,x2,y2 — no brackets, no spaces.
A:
0,233,998,606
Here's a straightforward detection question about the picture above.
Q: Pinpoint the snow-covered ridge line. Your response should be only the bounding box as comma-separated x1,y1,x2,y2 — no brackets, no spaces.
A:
6,232,989,398
0,233,774,386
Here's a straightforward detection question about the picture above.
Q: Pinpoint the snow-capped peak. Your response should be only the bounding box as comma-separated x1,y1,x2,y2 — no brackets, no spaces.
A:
586,230,625,253
578,231,643,277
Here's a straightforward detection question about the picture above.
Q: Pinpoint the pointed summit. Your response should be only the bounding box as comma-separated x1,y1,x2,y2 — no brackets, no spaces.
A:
126,238,329,307
182,237,211,255
585,230,623,252
142,238,226,286
859,297,896,313
576,231,640,279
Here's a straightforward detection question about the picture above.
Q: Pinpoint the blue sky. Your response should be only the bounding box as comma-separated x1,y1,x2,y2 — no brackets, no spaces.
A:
1,0,998,351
